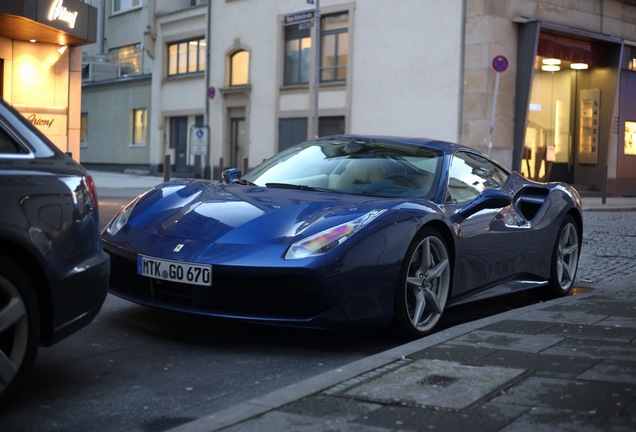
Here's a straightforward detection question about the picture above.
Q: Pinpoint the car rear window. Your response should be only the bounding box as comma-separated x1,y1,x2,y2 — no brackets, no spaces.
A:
0,127,27,154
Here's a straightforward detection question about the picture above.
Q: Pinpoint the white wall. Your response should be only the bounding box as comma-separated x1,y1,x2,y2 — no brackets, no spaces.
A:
349,0,464,142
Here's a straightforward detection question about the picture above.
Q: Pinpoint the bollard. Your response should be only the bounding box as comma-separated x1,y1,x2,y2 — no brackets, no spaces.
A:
163,154,171,182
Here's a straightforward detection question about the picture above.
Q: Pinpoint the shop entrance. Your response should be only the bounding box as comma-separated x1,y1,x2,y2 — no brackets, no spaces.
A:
520,32,619,189
618,69,636,185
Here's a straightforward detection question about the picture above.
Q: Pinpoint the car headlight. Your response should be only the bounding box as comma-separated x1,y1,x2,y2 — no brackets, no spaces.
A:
106,197,141,236
285,209,386,259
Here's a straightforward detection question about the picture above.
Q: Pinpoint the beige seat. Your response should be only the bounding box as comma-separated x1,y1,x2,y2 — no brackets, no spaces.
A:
333,159,385,188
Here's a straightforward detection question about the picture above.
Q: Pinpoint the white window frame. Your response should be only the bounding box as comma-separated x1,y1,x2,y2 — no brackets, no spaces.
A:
112,0,142,15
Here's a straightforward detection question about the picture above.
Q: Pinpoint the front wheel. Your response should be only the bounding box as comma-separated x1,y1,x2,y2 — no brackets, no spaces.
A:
546,215,581,297
393,228,451,338
0,255,40,408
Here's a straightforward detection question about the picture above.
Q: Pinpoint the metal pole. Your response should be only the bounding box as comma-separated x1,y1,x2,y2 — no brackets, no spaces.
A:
488,72,500,157
313,0,321,138
204,0,212,179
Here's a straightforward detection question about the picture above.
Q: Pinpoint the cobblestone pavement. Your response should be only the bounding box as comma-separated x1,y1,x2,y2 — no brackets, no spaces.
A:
578,211,636,287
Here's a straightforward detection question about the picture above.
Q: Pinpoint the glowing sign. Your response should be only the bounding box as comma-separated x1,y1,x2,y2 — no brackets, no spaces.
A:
48,0,79,29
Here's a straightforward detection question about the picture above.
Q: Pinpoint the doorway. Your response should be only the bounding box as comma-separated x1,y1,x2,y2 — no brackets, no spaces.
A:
170,116,188,173
229,111,246,168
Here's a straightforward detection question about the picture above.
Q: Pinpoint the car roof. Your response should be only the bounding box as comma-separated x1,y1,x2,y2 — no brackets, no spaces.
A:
315,134,480,156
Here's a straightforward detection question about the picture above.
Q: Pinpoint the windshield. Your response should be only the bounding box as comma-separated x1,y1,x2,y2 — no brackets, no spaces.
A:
243,138,444,199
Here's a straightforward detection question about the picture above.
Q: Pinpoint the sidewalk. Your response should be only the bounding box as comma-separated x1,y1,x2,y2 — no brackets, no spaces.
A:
168,276,636,432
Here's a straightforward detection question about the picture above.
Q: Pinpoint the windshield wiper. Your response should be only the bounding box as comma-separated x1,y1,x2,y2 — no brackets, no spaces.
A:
265,183,342,193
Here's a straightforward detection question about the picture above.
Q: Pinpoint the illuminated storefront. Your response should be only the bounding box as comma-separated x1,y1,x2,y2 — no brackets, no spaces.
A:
0,0,97,160
514,21,634,196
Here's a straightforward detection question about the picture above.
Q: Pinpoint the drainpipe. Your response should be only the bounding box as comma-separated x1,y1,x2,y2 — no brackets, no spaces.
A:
97,0,105,54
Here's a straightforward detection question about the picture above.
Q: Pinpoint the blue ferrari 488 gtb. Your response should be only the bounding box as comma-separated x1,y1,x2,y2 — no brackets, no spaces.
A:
101,136,582,338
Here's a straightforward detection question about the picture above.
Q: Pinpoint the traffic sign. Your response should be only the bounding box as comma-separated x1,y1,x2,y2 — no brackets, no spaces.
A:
190,126,208,156
207,86,216,99
492,55,509,73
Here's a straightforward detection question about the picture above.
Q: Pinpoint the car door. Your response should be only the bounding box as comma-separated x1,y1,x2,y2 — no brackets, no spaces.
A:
444,151,529,296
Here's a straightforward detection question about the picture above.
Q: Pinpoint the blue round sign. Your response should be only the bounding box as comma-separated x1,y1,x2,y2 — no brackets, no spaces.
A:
492,55,509,73
207,86,216,99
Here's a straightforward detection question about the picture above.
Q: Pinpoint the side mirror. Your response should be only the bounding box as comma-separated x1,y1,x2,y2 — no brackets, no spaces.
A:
455,189,512,220
221,168,243,184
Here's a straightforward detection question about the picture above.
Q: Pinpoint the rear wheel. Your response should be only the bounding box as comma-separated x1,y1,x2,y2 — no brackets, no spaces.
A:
547,215,580,297
0,255,40,407
393,228,450,338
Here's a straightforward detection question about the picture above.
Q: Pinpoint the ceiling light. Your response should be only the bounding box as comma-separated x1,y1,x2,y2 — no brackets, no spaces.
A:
30,39,37,43
542,58,561,65
570,62,588,70
542,65,560,72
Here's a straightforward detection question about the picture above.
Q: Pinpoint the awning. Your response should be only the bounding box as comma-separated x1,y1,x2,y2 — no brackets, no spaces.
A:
0,0,97,46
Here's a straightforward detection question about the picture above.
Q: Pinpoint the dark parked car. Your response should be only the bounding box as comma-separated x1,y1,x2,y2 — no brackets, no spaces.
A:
102,135,582,338
0,99,109,406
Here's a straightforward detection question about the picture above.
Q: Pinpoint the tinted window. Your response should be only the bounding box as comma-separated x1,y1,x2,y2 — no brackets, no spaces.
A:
447,152,509,203
0,127,26,154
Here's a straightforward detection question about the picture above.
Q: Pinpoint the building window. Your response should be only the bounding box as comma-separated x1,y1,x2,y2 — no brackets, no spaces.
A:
284,23,311,85
230,50,249,86
80,113,88,148
319,116,345,137
321,12,348,82
168,38,206,77
113,0,141,14
279,118,308,151
132,108,147,146
109,43,142,76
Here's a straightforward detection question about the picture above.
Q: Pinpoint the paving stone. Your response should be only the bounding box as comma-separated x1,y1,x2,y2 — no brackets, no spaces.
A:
577,360,636,384
586,302,636,318
221,411,392,432
514,310,607,325
358,402,529,432
446,330,563,353
492,376,635,415
408,344,497,363
498,407,634,432
541,302,604,314
480,320,557,335
596,316,636,329
279,394,383,422
540,323,636,342
542,338,636,361
473,350,598,375
336,359,526,410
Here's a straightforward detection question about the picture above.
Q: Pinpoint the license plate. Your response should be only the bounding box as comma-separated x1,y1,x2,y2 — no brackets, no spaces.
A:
137,255,212,286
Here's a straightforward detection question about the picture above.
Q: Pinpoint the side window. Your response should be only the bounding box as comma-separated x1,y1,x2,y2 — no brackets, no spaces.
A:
0,128,26,154
447,152,509,204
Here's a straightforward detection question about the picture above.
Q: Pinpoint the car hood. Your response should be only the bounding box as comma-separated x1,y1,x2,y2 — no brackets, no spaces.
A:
120,180,405,245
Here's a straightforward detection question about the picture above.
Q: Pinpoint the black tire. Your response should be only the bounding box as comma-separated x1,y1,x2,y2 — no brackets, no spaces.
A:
0,255,40,408
546,215,581,297
393,228,451,339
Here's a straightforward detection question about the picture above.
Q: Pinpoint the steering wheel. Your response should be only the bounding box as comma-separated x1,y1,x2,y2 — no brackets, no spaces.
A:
386,173,422,189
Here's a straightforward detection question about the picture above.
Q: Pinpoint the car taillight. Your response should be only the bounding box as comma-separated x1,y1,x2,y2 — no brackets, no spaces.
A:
83,174,99,211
